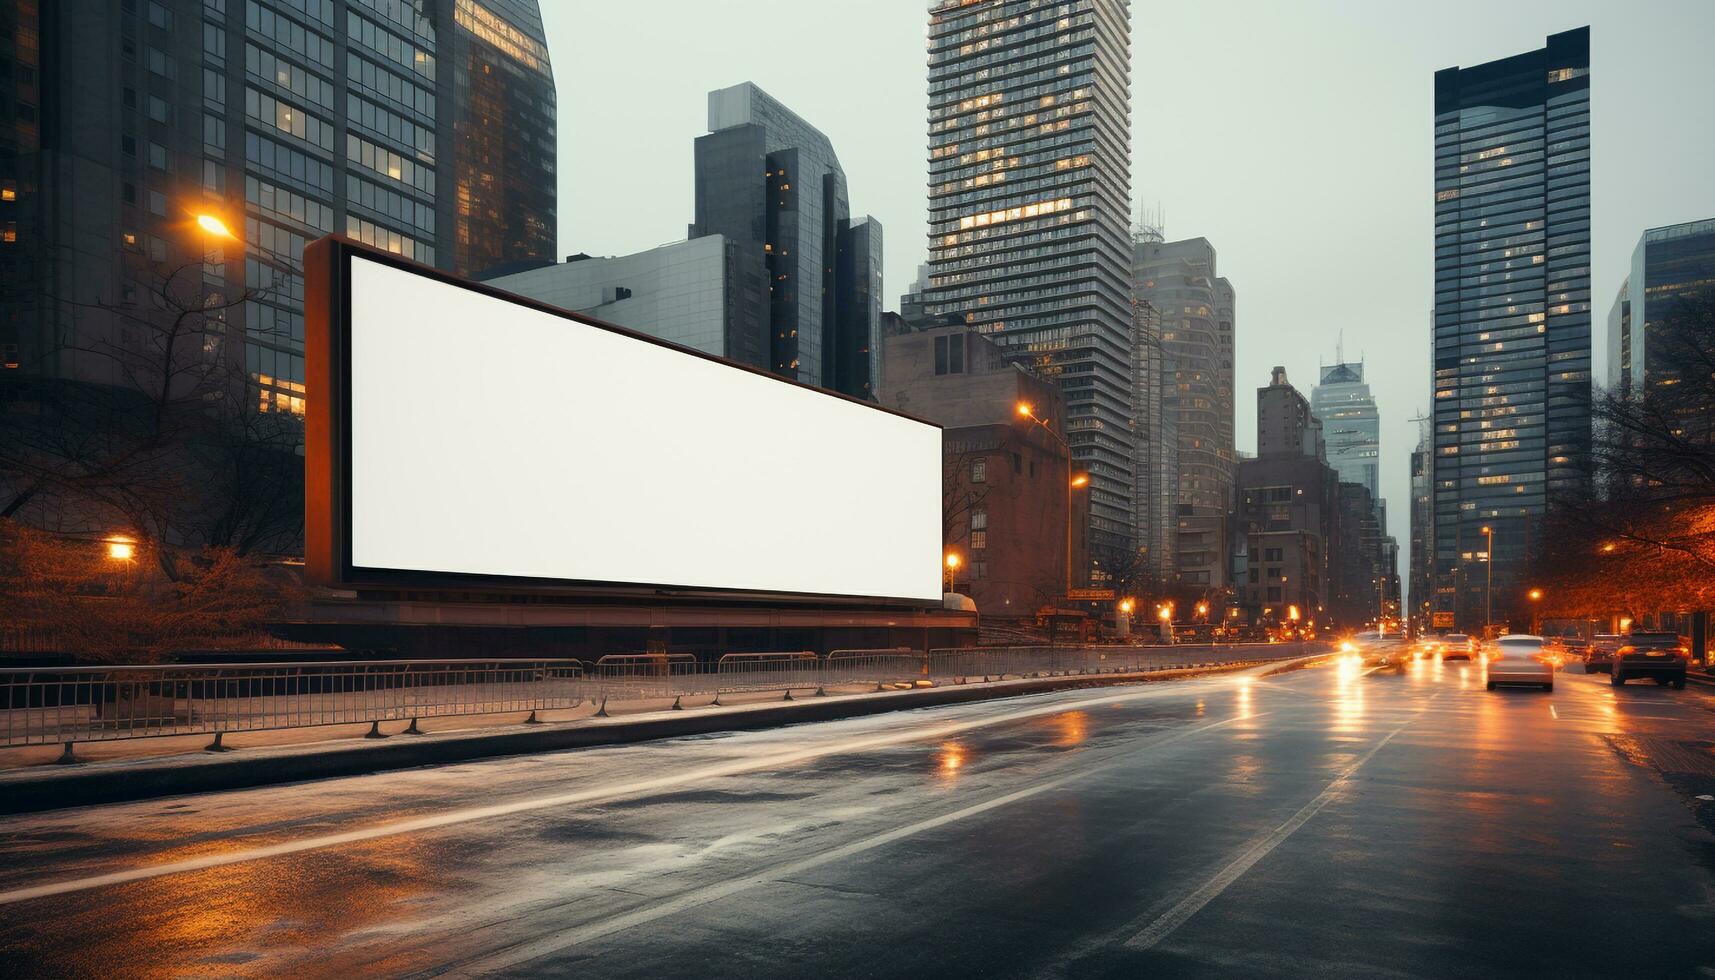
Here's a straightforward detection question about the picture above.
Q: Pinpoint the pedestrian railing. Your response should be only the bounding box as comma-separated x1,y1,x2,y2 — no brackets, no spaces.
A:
0,643,1319,761
0,659,586,760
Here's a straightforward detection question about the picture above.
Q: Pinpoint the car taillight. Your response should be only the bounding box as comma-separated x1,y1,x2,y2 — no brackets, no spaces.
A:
1617,646,1635,657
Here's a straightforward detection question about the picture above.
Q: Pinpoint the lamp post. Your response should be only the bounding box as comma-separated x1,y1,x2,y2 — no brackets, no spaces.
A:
1018,402,1086,597
1158,603,1173,645
1528,587,1543,635
1481,525,1494,635
945,552,961,595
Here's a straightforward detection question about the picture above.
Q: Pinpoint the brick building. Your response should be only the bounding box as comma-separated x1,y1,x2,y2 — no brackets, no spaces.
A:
881,324,1089,618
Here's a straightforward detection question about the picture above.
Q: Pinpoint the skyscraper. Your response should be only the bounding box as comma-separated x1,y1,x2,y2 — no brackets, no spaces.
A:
1311,357,1380,501
1431,27,1591,630
690,82,883,399
1133,236,1236,592
1607,217,1715,396
923,0,1135,570
1,0,556,410
0,0,555,546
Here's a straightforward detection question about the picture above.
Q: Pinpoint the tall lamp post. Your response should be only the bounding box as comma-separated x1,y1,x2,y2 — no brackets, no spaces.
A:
945,552,961,595
1528,587,1543,636
1481,525,1494,634
1018,402,1087,596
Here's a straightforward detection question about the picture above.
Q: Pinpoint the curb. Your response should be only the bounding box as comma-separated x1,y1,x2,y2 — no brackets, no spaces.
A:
0,658,1307,816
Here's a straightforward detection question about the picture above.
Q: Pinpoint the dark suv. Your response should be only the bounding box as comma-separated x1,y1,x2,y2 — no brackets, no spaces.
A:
1611,631,1689,689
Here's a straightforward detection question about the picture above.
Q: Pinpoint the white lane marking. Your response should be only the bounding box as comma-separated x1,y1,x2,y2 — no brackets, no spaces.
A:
1122,697,1434,951
436,714,1259,976
0,671,1270,908
1550,705,1559,720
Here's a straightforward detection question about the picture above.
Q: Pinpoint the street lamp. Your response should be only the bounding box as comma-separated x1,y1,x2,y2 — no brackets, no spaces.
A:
1481,525,1494,634
1157,603,1173,645
1016,401,1085,596
1528,587,1543,635
944,552,962,594
195,213,237,240
105,536,136,561
1196,600,1210,622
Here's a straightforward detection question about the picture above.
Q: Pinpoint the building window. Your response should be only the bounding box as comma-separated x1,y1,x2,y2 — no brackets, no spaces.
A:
1264,548,1283,562
971,509,987,531
934,333,965,375
1248,568,1259,584
971,458,986,483
970,530,987,552
973,561,988,581
1267,587,1283,602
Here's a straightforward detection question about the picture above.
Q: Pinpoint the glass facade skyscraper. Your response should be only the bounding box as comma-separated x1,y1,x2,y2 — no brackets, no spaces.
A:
923,0,1135,568
3,0,555,416
1133,236,1235,591
689,82,882,398
1431,27,1591,630
1311,359,1380,501
1607,217,1715,395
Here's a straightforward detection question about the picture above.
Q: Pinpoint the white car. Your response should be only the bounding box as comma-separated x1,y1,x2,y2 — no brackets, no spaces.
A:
1485,634,1554,692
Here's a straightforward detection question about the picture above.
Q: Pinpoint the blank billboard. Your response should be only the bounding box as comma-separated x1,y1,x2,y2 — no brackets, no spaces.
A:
319,248,942,604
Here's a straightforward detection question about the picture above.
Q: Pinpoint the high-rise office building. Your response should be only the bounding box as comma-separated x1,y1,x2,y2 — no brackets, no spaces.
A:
923,0,1135,570
1607,217,1715,396
1408,415,1434,631
1134,236,1236,591
1130,288,1175,582
1311,357,1381,501
1431,27,1591,630
689,82,883,399
1,0,556,411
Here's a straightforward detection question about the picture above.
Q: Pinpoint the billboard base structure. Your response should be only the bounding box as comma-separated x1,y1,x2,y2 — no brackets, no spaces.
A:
275,592,978,661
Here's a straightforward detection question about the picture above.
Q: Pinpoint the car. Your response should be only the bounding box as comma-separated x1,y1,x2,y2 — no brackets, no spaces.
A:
1441,633,1473,661
1611,631,1689,689
1585,633,1622,674
1485,634,1554,691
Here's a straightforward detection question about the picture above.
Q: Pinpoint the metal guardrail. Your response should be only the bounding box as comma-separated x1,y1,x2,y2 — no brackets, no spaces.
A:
0,659,586,760
1,643,1318,761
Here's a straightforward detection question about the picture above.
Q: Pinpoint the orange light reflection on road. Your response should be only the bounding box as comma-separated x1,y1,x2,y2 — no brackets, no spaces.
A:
1051,711,1089,748
937,742,966,780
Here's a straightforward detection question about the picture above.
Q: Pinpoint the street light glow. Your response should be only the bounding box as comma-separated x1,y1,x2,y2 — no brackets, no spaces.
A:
1016,402,1033,418
1070,474,1089,488
195,213,236,239
1528,588,1543,601
944,553,961,570
106,538,136,561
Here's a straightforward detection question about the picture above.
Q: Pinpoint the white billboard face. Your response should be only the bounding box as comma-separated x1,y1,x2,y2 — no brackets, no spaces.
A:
345,254,944,603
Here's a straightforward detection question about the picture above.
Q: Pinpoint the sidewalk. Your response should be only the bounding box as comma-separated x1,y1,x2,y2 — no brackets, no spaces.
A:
0,658,1314,815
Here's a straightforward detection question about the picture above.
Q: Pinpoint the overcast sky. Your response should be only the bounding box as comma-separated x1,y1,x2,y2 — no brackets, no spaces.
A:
541,0,1715,591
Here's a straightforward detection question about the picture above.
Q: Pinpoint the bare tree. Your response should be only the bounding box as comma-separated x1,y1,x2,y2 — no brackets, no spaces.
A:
1,250,304,579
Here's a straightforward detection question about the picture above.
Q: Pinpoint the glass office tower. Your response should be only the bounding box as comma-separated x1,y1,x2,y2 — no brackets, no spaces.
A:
3,0,555,415
1311,358,1381,501
689,82,883,398
923,0,1136,570
1431,27,1591,630
1608,217,1715,395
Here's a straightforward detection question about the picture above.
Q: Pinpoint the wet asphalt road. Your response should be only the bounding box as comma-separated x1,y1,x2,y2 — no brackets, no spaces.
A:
6,644,1715,978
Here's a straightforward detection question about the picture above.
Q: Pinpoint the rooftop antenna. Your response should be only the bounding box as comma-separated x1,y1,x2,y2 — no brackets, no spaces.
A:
1133,201,1165,244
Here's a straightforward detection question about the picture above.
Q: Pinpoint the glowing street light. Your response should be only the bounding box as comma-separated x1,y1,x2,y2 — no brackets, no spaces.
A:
1070,473,1089,488
105,536,136,561
1118,598,1135,614
944,552,961,594
1016,401,1034,418
195,213,237,240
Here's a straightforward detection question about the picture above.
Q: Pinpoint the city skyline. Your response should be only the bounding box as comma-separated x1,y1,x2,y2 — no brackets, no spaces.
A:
541,0,1715,583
